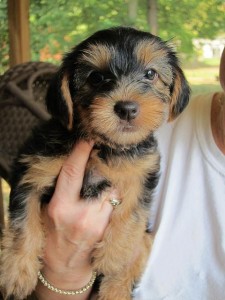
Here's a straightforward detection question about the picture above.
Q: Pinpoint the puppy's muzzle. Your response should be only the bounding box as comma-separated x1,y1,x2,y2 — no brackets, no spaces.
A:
114,101,140,122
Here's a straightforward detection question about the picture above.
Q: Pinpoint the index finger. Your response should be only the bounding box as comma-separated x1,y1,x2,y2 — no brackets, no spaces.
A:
54,140,94,200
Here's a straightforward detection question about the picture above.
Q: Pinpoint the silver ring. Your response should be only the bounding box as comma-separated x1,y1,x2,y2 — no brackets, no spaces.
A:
109,198,121,207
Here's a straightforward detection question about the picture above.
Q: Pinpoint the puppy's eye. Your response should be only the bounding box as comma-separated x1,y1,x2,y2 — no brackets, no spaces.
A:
88,71,104,86
145,69,158,81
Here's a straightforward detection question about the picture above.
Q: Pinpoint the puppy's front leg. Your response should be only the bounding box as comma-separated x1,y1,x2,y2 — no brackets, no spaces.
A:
96,232,152,300
81,167,111,199
0,188,44,299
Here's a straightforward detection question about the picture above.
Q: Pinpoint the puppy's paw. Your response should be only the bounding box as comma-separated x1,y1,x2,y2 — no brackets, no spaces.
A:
81,169,111,199
0,252,40,299
0,225,43,299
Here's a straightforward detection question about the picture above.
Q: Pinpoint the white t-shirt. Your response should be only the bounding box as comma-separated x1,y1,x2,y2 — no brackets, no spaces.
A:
134,93,225,300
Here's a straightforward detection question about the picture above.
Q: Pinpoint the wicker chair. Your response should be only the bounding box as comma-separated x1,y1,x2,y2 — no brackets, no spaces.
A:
0,61,58,234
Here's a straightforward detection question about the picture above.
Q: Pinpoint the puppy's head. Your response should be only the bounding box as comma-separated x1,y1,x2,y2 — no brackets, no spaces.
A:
46,27,190,147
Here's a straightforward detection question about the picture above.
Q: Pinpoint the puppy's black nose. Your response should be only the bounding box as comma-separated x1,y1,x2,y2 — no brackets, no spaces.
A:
114,101,139,121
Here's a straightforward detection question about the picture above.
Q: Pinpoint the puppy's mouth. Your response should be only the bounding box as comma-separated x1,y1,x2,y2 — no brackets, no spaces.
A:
118,120,137,132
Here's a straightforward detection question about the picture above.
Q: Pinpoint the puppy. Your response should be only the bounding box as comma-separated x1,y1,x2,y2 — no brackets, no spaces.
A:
0,27,190,299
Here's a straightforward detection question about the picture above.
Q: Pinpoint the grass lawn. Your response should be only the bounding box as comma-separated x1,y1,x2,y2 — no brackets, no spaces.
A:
184,67,221,95
183,58,222,95
0,59,223,218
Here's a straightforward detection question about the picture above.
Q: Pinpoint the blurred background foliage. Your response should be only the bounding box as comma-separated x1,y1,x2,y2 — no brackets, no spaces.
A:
0,0,225,71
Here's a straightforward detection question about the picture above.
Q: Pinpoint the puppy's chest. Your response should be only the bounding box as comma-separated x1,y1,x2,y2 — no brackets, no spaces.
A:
84,148,160,200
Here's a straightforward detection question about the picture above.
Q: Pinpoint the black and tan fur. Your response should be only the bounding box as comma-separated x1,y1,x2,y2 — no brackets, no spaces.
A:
0,27,190,299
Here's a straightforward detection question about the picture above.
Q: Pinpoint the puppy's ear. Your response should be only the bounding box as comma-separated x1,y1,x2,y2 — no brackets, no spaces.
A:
168,66,190,122
46,70,74,130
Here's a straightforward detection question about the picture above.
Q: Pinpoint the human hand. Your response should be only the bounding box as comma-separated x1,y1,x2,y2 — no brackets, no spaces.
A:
36,141,117,299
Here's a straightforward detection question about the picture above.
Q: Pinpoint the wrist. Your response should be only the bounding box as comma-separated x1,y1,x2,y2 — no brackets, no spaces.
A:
43,239,93,276
36,266,95,300
41,263,93,289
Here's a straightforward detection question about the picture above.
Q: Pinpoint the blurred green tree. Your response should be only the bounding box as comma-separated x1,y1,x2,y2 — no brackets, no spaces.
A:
0,0,224,71
155,0,225,53
0,0,9,70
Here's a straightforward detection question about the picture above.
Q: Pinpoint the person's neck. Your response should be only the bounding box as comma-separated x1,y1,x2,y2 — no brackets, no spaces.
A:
211,92,225,155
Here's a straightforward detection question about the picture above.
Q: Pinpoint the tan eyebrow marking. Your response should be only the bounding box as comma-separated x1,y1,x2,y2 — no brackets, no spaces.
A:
135,40,167,65
80,44,114,69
